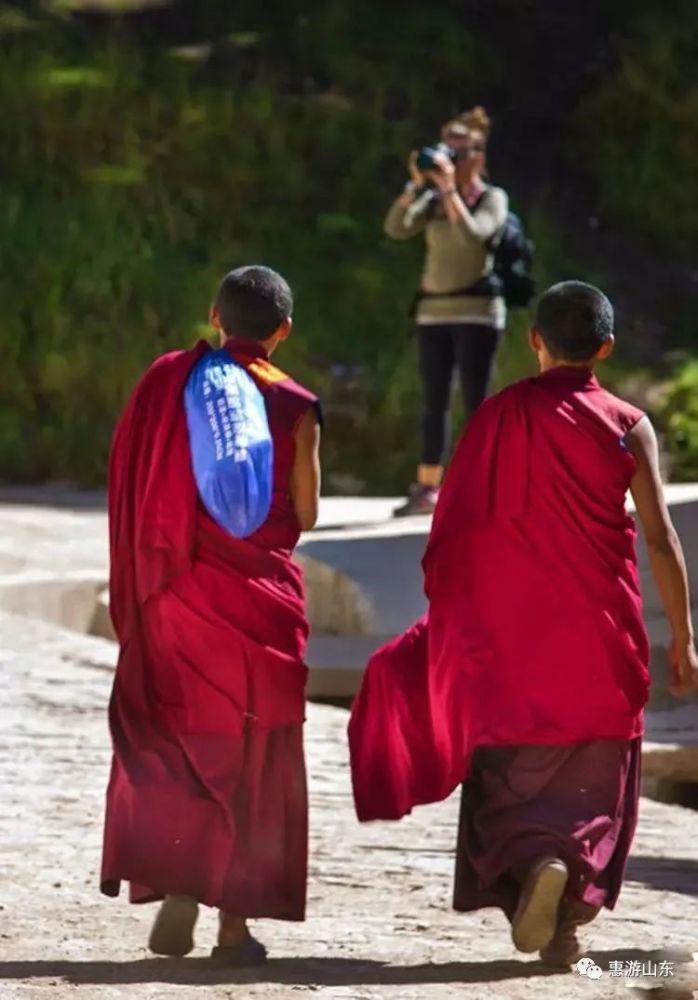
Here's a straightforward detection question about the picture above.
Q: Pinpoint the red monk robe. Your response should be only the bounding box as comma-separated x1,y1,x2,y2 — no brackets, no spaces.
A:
101,336,320,920
349,365,655,958
351,273,698,965
349,366,649,824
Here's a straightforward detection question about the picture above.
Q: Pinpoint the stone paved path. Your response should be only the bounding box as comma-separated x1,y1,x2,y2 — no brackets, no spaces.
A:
1,611,696,1000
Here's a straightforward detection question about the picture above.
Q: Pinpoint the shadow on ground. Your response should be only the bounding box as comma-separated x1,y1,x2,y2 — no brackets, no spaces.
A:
0,956,566,987
626,856,698,897
2,949,694,990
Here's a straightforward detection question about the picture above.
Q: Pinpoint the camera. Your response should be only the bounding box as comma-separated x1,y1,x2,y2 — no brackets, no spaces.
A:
416,142,456,173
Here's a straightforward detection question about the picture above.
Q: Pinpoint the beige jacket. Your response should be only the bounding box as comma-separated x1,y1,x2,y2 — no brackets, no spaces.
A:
384,185,508,328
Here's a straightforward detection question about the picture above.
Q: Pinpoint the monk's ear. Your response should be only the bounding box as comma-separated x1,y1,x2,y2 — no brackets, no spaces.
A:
210,306,226,346
276,317,292,343
596,335,615,362
528,327,543,353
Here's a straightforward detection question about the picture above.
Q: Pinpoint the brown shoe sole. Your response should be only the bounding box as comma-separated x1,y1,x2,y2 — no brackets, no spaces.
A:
148,897,199,957
511,859,568,953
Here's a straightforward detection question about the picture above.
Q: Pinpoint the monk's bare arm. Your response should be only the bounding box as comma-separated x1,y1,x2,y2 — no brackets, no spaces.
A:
627,416,698,695
290,407,321,532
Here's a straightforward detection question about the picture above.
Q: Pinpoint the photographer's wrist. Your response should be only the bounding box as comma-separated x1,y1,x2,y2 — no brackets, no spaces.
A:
398,180,418,207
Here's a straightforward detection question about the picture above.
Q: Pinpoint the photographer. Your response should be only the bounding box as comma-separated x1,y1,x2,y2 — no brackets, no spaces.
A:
385,107,508,517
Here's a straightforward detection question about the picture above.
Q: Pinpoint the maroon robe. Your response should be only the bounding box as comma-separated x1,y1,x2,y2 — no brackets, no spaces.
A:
350,367,648,821
349,367,649,910
101,336,319,919
453,738,641,915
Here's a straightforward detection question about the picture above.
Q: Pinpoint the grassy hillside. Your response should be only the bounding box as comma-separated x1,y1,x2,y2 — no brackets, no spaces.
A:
0,4,695,488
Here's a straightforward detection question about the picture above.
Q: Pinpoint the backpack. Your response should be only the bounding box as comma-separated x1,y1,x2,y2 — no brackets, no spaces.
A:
424,188,536,309
489,209,536,309
184,349,273,538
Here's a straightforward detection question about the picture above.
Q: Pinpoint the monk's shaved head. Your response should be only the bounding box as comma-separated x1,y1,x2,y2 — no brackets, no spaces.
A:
215,266,293,341
534,281,614,363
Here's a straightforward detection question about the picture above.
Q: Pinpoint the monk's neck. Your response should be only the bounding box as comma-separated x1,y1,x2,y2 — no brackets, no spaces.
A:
223,335,273,359
539,360,595,375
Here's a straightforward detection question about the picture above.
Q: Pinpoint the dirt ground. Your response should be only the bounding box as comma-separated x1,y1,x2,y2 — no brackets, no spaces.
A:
1,610,697,1000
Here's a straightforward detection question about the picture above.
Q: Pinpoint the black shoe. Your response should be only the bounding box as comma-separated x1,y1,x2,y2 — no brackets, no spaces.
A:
210,937,268,966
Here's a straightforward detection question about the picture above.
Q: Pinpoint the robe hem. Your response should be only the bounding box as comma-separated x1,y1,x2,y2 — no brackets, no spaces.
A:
100,877,305,920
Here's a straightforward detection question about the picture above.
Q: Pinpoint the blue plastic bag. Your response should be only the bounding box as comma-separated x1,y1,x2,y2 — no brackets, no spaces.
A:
184,349,273,537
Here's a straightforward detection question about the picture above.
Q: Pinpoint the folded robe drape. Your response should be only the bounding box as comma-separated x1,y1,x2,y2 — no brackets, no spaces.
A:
101,339,317,917
349,367,650,823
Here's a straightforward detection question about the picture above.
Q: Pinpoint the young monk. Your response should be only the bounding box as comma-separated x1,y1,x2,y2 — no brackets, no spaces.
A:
101,266,322,964
349,281,697,965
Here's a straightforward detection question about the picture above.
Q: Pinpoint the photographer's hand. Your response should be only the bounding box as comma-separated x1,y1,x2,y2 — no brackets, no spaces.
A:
427,152,463,225
397,151,425,207
408,150,425,187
